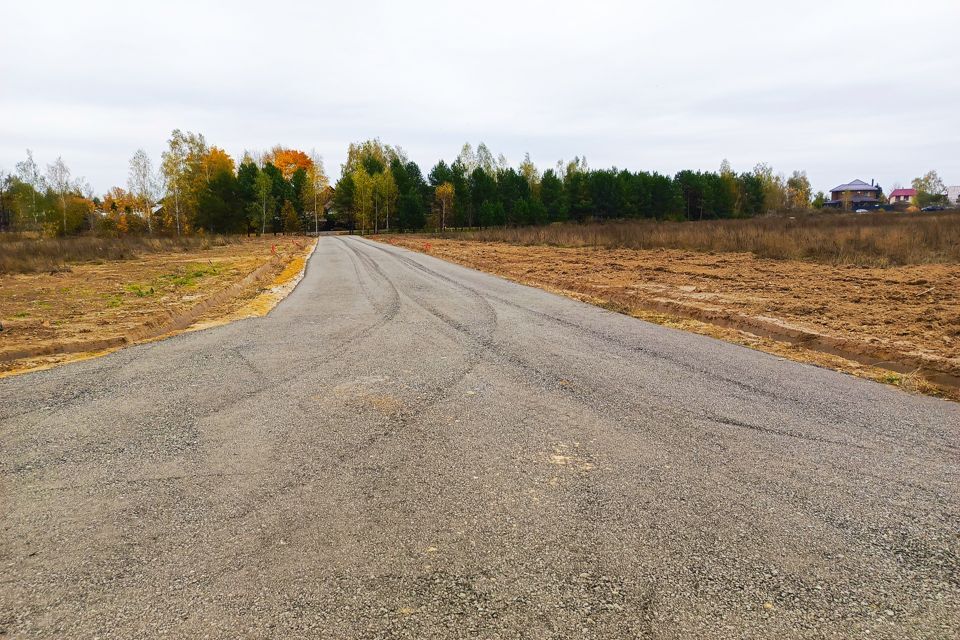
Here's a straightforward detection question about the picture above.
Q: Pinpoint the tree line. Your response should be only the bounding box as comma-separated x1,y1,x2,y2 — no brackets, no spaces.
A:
2,136,954,236
0,132,329,236
329,141,821,231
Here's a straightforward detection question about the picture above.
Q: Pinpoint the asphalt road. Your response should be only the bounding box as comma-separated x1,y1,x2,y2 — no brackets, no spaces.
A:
1,236,958,639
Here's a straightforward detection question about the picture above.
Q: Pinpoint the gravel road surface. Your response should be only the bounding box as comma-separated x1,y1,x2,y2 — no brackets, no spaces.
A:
2,236,957,638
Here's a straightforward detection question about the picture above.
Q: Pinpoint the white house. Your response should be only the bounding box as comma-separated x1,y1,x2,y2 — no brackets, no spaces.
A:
948,185,960,206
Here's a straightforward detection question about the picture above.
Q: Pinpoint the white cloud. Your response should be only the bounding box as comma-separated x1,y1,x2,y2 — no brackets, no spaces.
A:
2,0,958,193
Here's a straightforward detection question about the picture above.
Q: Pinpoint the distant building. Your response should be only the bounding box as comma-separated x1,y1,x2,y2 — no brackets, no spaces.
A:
824,179,882,209
948,185,960,206
888,188,916,204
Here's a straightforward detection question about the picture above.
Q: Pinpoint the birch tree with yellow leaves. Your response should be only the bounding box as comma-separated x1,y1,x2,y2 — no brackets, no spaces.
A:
435,182,454,231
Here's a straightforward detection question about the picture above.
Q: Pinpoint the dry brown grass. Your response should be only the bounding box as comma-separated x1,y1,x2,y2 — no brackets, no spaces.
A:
444,210,960,267
0,234,241,274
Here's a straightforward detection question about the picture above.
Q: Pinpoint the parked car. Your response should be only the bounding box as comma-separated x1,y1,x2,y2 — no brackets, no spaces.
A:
921,205,946,212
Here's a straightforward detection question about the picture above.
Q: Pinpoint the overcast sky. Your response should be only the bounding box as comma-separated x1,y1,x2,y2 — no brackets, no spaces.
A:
2,0,958,194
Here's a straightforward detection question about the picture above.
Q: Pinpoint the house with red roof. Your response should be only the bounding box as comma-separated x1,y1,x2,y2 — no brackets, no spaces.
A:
888,188,916,205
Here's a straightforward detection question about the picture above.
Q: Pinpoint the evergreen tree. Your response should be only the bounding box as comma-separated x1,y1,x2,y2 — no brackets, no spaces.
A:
528,198,547,226
197,169,243,233
262,163,288,233
398,188,426,230
428,160,454,187
540,169,567,222
588,170,617,219
291,168,308,215
237,161,258,205
282,200,302,234
332,173,356,229
469,167,497,227
564,170,592,222
450,161,471,227
496,168,529,225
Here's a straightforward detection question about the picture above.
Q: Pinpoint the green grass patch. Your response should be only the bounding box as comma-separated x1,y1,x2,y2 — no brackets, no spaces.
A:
156,263,221,288
125,284,154,297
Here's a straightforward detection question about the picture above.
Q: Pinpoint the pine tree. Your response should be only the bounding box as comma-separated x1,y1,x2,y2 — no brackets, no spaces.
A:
282,200,301,235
